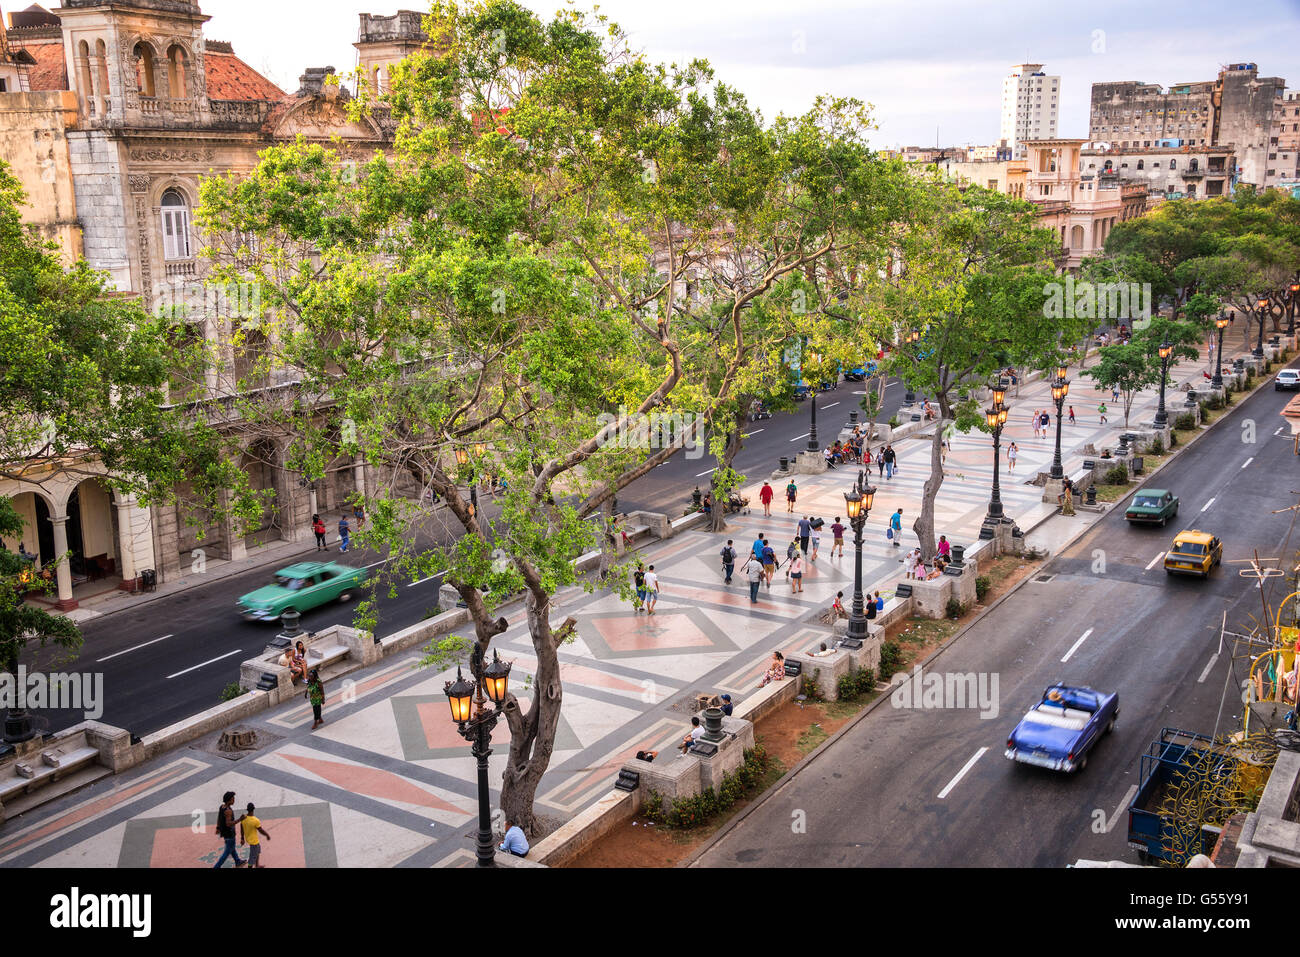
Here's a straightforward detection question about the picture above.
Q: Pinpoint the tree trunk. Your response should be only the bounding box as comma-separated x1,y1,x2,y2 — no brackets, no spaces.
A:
709,413,746,534
596,497,617,581
497,595,567,835
912,420,947,561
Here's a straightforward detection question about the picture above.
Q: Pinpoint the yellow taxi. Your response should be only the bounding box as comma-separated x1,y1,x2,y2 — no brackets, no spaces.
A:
1163,530,1222,578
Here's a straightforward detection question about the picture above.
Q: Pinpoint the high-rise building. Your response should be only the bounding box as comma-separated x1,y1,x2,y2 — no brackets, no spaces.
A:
1000,63,1060,157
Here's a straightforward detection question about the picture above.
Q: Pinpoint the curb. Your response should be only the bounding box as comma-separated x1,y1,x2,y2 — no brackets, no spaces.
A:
682,358,1284,867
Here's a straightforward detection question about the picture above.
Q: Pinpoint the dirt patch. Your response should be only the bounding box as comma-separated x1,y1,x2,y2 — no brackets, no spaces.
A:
560,696,867,868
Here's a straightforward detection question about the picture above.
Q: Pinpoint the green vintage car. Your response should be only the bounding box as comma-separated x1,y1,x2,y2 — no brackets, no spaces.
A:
1125,489,1179,527
237,561,368,622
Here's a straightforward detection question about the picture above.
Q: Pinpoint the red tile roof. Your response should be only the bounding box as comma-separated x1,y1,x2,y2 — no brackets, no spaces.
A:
205,51,285,102
18,38,67,91
10,39,284,103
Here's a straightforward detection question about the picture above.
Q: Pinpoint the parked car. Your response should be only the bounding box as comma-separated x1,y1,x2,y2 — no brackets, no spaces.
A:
237,561,368,621
1125,488,1179,526
1163,529,1222,578
1005,683,1119,773
1276,369,1300,391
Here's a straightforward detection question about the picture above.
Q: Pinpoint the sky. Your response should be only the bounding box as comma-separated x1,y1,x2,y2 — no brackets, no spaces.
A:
197,0,1300,149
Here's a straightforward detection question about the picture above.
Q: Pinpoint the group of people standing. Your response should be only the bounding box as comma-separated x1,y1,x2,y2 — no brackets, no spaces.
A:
310,506,365,553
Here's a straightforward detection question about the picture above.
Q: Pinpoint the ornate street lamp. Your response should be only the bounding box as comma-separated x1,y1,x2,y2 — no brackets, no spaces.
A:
443,646,513,867
1289,282,1300,336
473,441,487,458
1049,375,1070,480
1254,297,1271,358
454,447,469,467
984,401,1009,523
902,330,921,405
1153,341,1173,430
1212,314,1229,389
843,476,877,646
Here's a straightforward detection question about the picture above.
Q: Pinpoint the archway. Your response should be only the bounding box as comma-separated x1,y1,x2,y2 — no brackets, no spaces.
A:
239,438,282,545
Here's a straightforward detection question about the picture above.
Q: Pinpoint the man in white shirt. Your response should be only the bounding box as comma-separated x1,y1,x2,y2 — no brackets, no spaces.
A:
644,565,660,615
679,716,704,755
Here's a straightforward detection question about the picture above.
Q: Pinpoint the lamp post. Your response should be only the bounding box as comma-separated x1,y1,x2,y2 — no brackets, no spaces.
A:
843,476,877,643
1289,282,1300,337
1212,314,1229,389
444,646,512,867
985,390,1009,523
1254,297,1270,358
1153,341,1173,430
1049,365,1070,480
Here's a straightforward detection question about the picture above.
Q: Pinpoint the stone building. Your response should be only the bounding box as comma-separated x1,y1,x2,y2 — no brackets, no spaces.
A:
1000,63,1059,158
0,2,425,608
1089,63,1287,189
1080,144,1236,200
1265,89,1300,192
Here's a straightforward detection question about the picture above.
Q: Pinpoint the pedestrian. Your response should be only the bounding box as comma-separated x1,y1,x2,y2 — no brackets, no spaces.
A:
1007,441,1018,472
499,818,530,858
311,514,327,551
884,445,894,480
720,540,737,584
789,550,804,593
337,516,351,553
751,532,766,565
1111,384,1119,402
785,479,798,513
644,564,660,614
240,802,271,868
1040,410,1050,437
797,515,812,557
306,668,325,730
1068,405,1076,425
353,503,365,529
784,537,798,579
1030,409,1040,437
831,516,846,558
937,535,951,561
759,481,774,516
761,539,777,587
746,551,763,603
633,562,646,612
876,447,885,478
213,791,245,869
905,547,923,579
810,522,821,562
1098,402,1108,424
889,508,903,548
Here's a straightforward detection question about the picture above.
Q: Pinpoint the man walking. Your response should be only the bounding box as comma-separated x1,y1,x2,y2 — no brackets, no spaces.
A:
761,539,777,588
1098,402,1108,424
633,562,647,612
746,551,763,603
213,791,245,868
759,481,774,516
785,479,798,513
831,516,846,558
720,540,737,584
337,515,351,553
889,508,903,548
644,564,660,615
1068,405,1076,425
240,802,271,868
884,445,895,480
797,515,812,557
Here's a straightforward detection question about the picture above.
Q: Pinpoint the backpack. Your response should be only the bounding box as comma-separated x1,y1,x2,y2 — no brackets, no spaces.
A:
721,546,735,563
215,805,232,839
634,570,645,587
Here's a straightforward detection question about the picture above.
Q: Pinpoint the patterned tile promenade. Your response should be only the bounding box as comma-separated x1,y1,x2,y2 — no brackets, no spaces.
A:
0,343,1254,867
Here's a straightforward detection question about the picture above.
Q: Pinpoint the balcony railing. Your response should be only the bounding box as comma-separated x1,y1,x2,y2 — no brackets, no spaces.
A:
1181,168,1205,179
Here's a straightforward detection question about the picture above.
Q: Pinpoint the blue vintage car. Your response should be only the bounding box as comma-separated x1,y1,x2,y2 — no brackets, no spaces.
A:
1004,683,1119,773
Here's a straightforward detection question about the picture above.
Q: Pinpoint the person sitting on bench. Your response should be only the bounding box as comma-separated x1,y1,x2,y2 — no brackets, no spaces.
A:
679,716,704,754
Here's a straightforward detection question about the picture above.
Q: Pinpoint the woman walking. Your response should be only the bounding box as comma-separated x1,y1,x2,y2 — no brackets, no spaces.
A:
1007,441,1018,473
789,551,804,593
311,514,327,551
307,669,325,730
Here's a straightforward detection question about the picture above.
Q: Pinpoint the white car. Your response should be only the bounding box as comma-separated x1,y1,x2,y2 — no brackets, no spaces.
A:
1276,369,1300,392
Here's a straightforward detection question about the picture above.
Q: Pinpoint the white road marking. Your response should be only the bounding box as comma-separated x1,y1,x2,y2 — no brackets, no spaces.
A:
1198,652,1220,684
406,574,441,588
96,634,173,663
1105,785,1139,833
938,747,988,799
790,433,810,442
167,649,243,679
1276,427,1286,437
362,557,391,569
1060,628,1094,663
1200,497,1216,513
1241,457,1254,469
695,467,717,477
1145,552,1166,571
822,402,840,409
744,429,765,436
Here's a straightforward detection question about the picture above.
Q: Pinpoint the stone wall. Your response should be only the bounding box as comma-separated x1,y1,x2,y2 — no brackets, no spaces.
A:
66,129,132,290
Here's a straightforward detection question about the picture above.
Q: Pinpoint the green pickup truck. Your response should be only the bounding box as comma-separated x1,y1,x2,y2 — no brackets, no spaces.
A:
1125,489,1179,527
237,561,368,622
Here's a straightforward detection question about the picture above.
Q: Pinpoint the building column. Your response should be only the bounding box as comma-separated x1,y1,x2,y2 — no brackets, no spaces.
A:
353,456,367,499
50,514,77,610
114,493,155,591
222,489,248,561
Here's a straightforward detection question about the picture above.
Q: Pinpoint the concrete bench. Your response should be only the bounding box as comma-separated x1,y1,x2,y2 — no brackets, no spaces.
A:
41,745,100,772
0,739,100,803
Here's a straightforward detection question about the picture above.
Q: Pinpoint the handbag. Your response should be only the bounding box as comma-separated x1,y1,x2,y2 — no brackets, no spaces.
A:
886,527,893,540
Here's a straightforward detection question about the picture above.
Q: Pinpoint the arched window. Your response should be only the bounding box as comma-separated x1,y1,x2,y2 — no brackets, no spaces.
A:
1169,159,1177,169
160,189,192,260
167,44,188,99
96,39,109,100
133,42,156,97
1137,159,1144,170
77,40,93,98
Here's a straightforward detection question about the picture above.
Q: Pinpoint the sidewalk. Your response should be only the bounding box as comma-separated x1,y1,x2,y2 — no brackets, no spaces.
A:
0,338,1270,867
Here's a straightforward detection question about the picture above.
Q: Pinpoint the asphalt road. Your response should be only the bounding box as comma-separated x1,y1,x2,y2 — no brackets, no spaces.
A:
694,366,1300,867
19,377,905,738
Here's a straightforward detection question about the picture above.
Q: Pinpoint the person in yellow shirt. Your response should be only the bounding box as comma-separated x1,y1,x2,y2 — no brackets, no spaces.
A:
240,803,271,868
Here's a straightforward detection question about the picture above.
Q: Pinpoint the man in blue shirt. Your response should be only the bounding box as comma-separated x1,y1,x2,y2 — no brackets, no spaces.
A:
797,516,812,556
499,819,529,857
751,533,766,565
